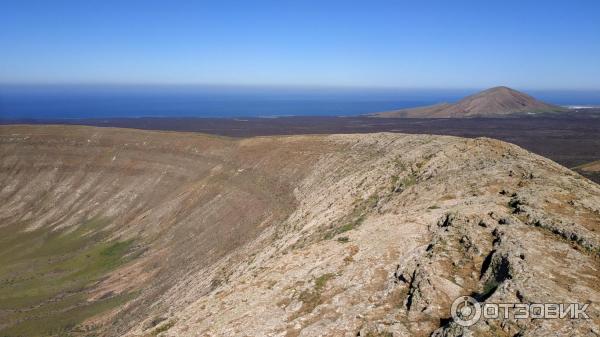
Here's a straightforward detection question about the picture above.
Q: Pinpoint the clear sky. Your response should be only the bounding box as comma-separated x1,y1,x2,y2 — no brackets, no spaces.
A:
1,0,599,89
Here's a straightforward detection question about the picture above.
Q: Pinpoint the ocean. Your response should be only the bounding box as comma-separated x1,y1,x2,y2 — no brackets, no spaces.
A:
1,85,599,119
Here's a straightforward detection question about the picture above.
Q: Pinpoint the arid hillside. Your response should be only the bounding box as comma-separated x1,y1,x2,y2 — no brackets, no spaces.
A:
375,86,566,118
0,125,599,337
574,160,600,185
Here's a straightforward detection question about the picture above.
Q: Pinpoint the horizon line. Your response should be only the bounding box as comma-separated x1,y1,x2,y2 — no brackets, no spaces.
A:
1,82,599,92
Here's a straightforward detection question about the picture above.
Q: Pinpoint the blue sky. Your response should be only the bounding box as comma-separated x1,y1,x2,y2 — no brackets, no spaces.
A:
1,0,599,89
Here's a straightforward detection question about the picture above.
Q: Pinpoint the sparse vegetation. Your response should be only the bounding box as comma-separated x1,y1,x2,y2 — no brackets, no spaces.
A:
392,156,407,171
3,125,600,336
337,221,361,234
474,279,500,302
153,320,176,335
314,273,335,291
389,174,400,192
390,172,417,192
401,174,417,188
508,195,525,213
294,273,336,317
323,193,380,240
0,217,138,336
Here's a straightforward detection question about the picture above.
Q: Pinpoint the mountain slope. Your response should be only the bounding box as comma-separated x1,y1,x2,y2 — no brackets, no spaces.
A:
375,86,566,118
574,160,600,184
1,125,599,337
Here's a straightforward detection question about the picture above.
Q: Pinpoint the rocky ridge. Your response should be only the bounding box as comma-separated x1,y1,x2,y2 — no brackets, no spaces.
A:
0,125,598,337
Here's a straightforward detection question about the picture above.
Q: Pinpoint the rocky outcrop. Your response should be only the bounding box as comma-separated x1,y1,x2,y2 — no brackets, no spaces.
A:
0,126,599,337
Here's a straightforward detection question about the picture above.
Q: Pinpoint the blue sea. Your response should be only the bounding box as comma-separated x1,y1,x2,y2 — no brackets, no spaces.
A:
1,85,599,119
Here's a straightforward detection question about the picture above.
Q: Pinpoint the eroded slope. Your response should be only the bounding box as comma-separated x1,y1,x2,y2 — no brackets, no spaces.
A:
375,86,565,118
0,126,598,337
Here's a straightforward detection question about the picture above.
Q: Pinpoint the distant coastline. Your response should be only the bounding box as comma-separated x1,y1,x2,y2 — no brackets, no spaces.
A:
565,105,600,109
1,85,600,120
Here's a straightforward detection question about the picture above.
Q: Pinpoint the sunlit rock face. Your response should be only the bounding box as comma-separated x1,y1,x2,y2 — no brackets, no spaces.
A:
1,125,598,337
